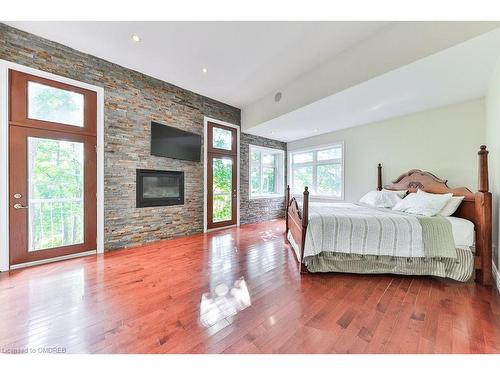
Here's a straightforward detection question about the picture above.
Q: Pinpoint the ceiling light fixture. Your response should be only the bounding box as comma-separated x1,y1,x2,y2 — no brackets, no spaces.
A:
131,34,141,42
202,67,208,73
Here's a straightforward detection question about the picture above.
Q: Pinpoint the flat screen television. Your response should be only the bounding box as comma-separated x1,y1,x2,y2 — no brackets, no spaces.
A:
150,121,201,162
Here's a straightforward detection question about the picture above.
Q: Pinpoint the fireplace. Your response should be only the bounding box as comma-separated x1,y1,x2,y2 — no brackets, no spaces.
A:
136,169,184,207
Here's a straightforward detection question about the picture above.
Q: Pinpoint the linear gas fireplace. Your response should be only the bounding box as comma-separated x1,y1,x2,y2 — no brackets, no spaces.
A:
136,169,184,207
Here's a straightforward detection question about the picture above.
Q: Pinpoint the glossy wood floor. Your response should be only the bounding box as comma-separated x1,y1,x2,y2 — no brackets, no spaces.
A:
1,220,500,354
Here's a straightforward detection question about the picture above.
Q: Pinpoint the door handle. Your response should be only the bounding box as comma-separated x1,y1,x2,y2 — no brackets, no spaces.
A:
14,203,29,209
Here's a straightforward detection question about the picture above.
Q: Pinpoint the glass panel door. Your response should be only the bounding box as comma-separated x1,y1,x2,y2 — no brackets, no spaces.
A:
9,68,97,266
207,122,238,229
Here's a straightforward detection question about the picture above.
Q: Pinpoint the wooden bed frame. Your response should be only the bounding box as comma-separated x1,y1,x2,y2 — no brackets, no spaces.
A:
285,145,492,285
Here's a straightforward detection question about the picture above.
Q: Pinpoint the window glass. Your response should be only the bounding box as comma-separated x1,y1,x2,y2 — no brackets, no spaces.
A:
212,127,232,150
249,146,284,197
262,167,276,193
293,152,313,164
28,137,84,251
250,150,260,162
262,153,275,165
317,147,341,161
292,166,313,194
212,158,233,222
317,164,342,197
28,81,84,127
250,166,261,194
291,143,343,198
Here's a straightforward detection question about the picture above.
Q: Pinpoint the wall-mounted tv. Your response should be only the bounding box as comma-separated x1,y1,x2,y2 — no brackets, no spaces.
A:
150,121,201,162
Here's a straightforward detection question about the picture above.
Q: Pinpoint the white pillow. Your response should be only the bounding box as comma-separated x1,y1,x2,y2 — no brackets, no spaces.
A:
382,189,408,198
392,192,418,212
438,196,464,217
359,190,402,208
392,190,453,216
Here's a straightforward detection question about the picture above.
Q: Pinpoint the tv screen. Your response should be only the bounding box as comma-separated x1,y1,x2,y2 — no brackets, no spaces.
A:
150,122,201,162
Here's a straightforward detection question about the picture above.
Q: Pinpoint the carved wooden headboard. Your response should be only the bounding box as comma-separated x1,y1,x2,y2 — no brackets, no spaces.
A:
376,145,492,285
382,169,475,200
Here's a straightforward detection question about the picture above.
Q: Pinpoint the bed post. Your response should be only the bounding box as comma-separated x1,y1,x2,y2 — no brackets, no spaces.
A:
475,145,492,286
285,185,290,233
377,163,383,191
300,187,309,273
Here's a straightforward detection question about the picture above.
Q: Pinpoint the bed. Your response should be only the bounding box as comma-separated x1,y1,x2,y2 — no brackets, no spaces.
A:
285,145,492,285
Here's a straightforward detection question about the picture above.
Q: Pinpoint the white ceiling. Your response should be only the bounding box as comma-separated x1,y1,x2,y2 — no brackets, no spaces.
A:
247,27,500,142
4,21,388,107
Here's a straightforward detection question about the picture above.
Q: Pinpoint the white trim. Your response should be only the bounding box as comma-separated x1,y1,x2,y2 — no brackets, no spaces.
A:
205,224,237,233
250,194,284,200
9,250,96,270
0,60,105,272
287,141,345,201
493,259,500,295
203,116,240,233
249,144,285,200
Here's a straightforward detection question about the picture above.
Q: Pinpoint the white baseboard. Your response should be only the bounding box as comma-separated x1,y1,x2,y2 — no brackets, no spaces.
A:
493,261,500,294
9,250,96,270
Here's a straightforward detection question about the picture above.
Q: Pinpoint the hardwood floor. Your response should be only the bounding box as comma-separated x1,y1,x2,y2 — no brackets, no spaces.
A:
1,219,500,354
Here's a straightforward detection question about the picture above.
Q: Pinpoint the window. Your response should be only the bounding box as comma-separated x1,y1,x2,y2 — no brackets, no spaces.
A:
28,81,85,127
249,145,285,198
212,126,232,150
289,143,343,199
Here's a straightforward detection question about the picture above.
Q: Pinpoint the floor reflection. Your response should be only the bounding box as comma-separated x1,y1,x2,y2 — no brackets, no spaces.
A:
27,267,85,350
199,278,251,327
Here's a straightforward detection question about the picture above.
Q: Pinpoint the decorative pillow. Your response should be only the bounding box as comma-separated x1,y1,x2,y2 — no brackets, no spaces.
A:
392,190,453,216
359,190,402,208
382,189,408,198
438,196,465,217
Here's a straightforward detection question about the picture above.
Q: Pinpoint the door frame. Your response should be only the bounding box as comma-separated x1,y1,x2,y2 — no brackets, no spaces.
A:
0,59,105,271
203,116,240,232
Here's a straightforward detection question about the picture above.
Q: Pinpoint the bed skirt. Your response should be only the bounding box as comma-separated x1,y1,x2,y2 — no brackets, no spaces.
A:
287,231,474,282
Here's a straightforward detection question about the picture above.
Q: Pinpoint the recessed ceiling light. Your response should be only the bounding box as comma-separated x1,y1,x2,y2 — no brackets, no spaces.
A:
314,128,319,132
131,34,141,42
202,67,208,73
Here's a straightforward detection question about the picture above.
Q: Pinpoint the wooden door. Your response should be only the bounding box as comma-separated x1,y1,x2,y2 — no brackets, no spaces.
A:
207,122,238,229
8,70,97,266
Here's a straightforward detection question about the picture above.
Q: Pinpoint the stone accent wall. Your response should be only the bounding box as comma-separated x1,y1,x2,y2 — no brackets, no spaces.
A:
240,133,287,224
0,23,240,250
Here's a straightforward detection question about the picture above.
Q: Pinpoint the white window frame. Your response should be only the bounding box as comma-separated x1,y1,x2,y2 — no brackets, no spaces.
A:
249,145,285,199
288,141,344,201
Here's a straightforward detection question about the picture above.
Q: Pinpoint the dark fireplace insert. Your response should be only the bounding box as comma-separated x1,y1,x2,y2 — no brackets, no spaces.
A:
136,169,184,207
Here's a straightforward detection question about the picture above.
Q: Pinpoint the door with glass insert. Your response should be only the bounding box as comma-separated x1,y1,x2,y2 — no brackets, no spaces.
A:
9,70,97,266
207,122,237,229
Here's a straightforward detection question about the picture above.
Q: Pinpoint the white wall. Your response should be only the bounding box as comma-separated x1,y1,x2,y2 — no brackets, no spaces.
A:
486,57,500,271
287,99,485,204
